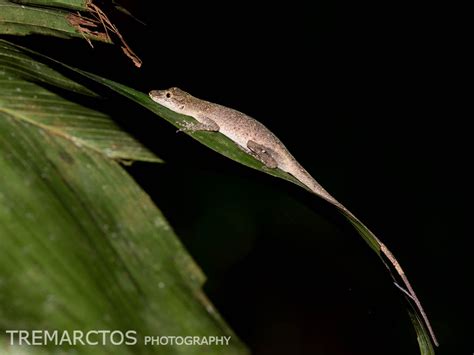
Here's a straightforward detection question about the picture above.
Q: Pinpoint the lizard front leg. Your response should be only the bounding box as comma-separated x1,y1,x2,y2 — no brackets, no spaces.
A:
247,140,278,169
178,114,220,132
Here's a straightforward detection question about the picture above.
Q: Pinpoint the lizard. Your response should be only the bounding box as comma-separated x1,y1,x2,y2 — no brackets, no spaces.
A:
149,87,438,347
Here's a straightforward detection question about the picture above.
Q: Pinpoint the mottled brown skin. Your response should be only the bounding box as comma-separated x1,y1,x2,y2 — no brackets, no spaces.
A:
149,87,439,347
149,87,338,205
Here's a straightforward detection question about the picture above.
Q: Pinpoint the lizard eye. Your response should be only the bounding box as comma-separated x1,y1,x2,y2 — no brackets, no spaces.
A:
166,92,171,98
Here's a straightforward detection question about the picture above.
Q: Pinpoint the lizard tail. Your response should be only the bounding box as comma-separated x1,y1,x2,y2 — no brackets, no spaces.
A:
283,158,343,207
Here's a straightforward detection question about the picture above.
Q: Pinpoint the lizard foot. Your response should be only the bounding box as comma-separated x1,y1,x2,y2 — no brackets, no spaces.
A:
247,140,278,169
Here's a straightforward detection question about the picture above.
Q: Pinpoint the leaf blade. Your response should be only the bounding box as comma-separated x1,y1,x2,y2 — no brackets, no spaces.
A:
0,40,161,163
0,110,247,354
0,0,108,41
13,0,88,11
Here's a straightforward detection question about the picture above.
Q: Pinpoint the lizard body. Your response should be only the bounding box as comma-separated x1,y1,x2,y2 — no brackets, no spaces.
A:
149,87,339,206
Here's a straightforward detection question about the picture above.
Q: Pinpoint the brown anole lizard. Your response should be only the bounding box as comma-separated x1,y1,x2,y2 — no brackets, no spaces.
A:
149,87,438,347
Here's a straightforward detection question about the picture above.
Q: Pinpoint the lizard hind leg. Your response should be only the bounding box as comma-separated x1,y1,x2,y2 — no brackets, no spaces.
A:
247,140,278,169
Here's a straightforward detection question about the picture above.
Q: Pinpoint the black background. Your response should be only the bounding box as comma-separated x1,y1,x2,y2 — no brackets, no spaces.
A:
14,1,471,354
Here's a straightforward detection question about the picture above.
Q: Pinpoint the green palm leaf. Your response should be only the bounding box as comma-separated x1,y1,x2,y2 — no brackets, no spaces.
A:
0,38,247,354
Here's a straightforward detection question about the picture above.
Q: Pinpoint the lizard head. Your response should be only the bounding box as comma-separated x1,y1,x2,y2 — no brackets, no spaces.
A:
149,87,191,113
